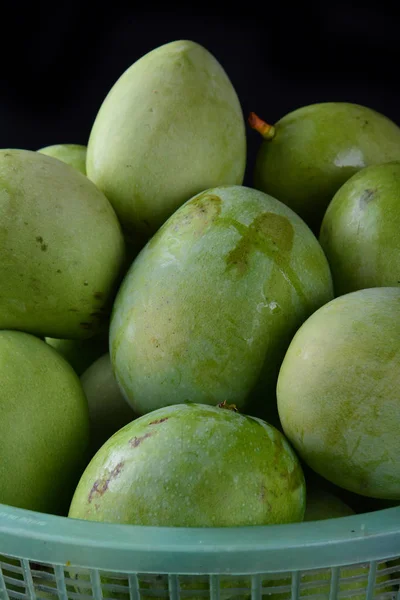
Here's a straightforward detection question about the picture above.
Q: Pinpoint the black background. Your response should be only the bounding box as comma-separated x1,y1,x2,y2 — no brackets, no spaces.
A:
0,3,398,186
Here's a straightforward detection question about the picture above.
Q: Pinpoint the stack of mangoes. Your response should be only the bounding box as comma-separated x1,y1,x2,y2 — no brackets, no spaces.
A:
1,40,400,562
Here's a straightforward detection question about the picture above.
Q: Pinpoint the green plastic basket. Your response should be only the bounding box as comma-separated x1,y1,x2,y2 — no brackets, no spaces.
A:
0,502,399,600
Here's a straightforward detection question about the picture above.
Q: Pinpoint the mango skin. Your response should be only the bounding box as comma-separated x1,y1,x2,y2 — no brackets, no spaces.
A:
0,149,126,339
68,402,306,526
304,486,355,521
81,353,137,458
0,331,90,515
319,161,400,296
86,40,246,239
277,287,400,500
38,143,87,175
110,185,333,419
253,103,400,233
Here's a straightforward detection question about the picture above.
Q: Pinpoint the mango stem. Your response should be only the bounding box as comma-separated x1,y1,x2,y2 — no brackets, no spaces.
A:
218,400,239,412
248,112,275,140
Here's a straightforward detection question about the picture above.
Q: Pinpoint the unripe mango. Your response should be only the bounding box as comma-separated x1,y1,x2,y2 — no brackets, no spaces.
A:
110,185,333,420
86,40,246,240
0,149,126,339
38,143,87,175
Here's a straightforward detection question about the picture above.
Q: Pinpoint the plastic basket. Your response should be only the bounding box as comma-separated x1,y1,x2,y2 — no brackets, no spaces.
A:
0,502,400,600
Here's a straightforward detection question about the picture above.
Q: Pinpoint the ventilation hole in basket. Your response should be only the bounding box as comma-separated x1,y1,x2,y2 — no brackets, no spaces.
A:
219,574,253,598
0,555,26,594
260,571,293,598
64,565,92,590
100,571,130,598
384,556,400,588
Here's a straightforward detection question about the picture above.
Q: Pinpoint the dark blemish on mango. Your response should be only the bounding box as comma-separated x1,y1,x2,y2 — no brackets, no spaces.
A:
359,188,377,207
94,292,104,300
56,269,62,274
226,213,293,274
149,417,169,425
88,461,124,503
260,484,266,501
90,310,105,318
68,308,79,313
84,281,89,286
80,322,92,330
35,235,48,251
129,432,153,447
224,212,307,304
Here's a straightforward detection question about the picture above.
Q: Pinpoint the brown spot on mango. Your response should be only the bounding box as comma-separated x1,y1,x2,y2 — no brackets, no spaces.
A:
149,417,169,425
166,193,222,239
88,461,124,503
129,432,154,447
359,188,377,208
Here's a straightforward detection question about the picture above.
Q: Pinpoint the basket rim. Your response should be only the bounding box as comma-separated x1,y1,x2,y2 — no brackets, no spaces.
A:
1,502,400,573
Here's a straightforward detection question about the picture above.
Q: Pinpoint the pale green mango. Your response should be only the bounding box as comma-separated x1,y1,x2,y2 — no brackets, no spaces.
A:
0,149,126,339
38,143,87,175
86,40,246,240
304,486,355,521
320,161,400,295
277,287,400,500
250,103,400,233
110,185,333,420
0,331,90,515
80,353,137,457
68,402,306,526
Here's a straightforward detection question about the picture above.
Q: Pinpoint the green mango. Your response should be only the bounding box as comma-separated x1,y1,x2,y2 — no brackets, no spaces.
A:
304,485,355,521
68,402,306,526
110,185,333,420
277,287,400,500
86,40,246,242
249,103,400,233
37,143,87,175
0,149,126,339
45,333,109,376
80,353,137,457
0,331,89,515
319,161,400,296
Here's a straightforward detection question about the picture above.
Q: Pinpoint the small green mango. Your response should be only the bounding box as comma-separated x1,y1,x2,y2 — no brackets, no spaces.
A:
319,161,400,295
277,287,400,500
110,185,333,420
249,103,400,233
80,353,137,457
86,40,246,241
37,143,87,175
0,149,126,339
0,331,90,515
304,486,355,521
45,334,108,376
